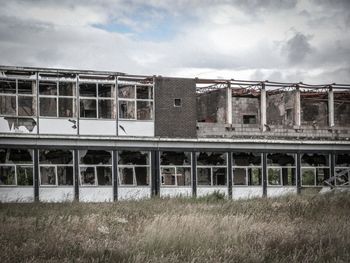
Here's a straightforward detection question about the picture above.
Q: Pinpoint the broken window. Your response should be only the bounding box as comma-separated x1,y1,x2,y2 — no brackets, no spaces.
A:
197,152,227,186
39,149,74,186
243,115,257,124
301,153,330,186
267,153,296,186
160,151,191,186
0,79,36,117
118,83,153,120
79,150,112,186
79,82,115,119
40,80,76,118
333,154,350,187
232,152,262,186
118,151,150,186
0,148,33,186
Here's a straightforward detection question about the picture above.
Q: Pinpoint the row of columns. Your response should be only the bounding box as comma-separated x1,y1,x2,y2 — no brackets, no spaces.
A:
32,149,335,202
225,84,336,129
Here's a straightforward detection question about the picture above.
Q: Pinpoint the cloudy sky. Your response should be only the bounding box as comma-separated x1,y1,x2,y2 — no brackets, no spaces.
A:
0,0,349,84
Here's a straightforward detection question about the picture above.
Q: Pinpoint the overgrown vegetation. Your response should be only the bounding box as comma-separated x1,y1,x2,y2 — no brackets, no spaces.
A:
1,192,350,262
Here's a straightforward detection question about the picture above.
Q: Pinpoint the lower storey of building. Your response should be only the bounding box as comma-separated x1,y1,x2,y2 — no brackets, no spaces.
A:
0,145,349,202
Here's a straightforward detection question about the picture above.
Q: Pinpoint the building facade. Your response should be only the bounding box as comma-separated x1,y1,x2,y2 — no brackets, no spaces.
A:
0,66,349,202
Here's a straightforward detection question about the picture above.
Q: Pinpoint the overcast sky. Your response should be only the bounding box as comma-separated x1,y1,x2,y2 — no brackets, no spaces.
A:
0,0,349,84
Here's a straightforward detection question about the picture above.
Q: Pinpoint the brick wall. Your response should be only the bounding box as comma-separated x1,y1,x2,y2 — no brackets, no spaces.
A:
155,77,197,138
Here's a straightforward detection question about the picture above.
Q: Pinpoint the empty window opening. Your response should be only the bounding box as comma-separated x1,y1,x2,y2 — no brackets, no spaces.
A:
79,82,115,119
243,115,257,124
79,150,112,186
301,153,330,186
232,152,262,186
0,148,33,186
118,82,153,120
39,149,73,186
118,151,150,186
267,153,296,186
174,98,182,107
40,81,76,118
0,79,36,117
197,152,227,186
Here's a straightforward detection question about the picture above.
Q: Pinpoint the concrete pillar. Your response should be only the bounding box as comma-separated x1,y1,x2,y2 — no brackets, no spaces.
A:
296,152,301,194
113,150,118,201
34,148,39,202
151,150,160,197
192,151,197,197
227,152,232,199
260,83,267,131
294,86,301,127
226,82,232,125
262,152,267,197
74,149,79,201
328,87,334,127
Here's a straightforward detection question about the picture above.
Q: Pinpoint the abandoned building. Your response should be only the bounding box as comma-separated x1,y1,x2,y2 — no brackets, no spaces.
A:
0,65,349,202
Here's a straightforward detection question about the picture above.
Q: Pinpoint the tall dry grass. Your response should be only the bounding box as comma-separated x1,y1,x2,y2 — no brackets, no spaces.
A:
0,192,350,262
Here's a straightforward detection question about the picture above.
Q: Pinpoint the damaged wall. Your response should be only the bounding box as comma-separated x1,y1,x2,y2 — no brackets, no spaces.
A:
267,91,295,127
334,92,350,126
197,89,226,123
155,77,197,138
232,96,260,125
301,92,328,127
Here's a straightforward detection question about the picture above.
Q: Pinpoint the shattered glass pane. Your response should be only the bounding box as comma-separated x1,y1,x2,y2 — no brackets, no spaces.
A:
176,167,191,186
232,152,261,166
118,85,135,99
79,83,96,97
17,166,33,185
80,99,96,118
197,152,226,165
267,153,295,166
98,84,113,98
39,81,57,95
213,168,226,185
0,79,16,94
18,96,34,116
40,149,73,164
9,149,33,163
161,167,176,185
160,151,191,165
97,167,112,185
40,97,57,117
119,100,135,119
40,166,56,185
59,82,75,96
18,80,34,94
0,166,16,185
233,168,246,185
137,101,153,120
0,96,16,115
59,98,74,117
57,166,74,185
80,167,95,185
316,168,330,186
118,151,149,165
80,150,112,165
98,99,113,119
119,167,134,185
197,168,211,185
301,153,329,167
136,86,152,99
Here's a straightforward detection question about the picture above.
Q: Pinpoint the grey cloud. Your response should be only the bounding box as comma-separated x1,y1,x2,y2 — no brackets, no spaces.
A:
282,32,313,64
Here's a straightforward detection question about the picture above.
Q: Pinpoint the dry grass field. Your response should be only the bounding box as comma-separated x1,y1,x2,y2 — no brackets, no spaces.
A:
1,192,350,262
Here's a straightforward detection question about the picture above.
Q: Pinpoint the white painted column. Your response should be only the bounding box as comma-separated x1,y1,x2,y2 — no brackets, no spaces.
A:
260,83,266,131
226,82,232,125
294,86,301,127
328,87,334,127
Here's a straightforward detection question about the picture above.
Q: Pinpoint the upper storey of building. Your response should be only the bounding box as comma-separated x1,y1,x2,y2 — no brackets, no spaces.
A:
0,65,349,141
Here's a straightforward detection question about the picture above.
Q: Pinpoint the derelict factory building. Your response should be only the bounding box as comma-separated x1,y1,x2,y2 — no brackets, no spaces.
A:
0,65,349,202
